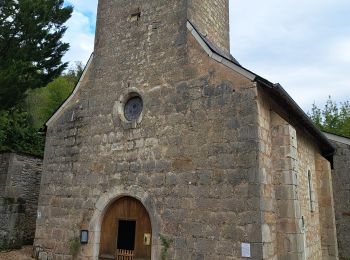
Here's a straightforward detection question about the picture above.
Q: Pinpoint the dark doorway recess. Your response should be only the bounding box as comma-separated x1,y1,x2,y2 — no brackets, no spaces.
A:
117,220,136,250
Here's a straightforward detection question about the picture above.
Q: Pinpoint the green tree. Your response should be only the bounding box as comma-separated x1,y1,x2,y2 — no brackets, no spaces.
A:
25,76,75,129
0,0,73,110
0,109,44,156
0,61,82,156
64,61,84,85
309,97,350,138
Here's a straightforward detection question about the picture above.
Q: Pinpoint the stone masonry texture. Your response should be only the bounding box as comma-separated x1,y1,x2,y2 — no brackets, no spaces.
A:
34,0,339,259
0,153,10,196
329,138,350,260
0,152,42,247
256,90,338,260
188,0,230,56
0,197,26,250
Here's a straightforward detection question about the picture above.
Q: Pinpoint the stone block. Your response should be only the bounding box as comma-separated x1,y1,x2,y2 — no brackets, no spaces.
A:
275,185,298,200
277,199,300,219
38,251,48,260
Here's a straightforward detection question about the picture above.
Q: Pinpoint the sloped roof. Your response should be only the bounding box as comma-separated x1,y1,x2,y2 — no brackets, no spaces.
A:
323,132,350,146
187,21,335,159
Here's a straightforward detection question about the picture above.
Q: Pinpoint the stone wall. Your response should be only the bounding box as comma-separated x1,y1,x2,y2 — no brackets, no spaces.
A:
325,133,350,260
256,88,276,259
273,113,305,259
315,153,338,259
0,152,42,246
256,89,338,260
0,153,10,196
297,133,322,259
0,197,26,250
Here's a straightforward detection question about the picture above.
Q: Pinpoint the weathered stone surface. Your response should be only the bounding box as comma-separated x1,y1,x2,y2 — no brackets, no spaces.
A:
0,197,26,250
326,135,350,260
188,0,230,56
257,90,338,260
0,152,42,247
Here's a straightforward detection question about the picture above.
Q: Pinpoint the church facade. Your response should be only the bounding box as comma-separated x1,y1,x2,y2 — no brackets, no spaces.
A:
34,1,339,259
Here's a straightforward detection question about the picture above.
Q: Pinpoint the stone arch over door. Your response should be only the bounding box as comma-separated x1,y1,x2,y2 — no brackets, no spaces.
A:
99,196,151,259
89,186,160,260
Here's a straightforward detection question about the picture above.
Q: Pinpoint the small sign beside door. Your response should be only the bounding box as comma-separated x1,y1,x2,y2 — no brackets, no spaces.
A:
241,243,251,258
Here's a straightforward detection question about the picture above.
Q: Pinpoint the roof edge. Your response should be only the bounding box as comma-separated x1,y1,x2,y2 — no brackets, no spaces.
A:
258,80,336,157
187,20,335,159
186,21,256,81
46,53,94,127
323,132,350,146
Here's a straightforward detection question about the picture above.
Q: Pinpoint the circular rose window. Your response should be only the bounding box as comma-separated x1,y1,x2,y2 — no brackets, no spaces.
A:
124,96,143,121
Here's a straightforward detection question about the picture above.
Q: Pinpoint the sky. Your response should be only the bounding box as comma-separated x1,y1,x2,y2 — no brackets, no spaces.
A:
63,0,350,112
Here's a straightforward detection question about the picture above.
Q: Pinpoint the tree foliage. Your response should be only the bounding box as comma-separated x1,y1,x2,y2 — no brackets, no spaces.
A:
0,109,44,156
0,0,73,110
0,62,82,156
0,0,75,156
64,61,84,85
25,75,75,129
309,97,350,138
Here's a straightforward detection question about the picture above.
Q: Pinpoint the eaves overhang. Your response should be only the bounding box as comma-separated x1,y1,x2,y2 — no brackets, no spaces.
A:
187,20,335,160
257,80,336,159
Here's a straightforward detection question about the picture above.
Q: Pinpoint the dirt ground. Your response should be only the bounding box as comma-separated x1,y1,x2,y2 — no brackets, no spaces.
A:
0,246,35,260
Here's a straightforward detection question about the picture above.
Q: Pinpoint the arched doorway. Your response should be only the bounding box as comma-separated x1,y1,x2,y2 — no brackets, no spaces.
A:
99,196,152,260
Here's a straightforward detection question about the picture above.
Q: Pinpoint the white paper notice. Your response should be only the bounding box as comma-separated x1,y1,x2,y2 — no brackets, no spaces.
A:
241,243,251,258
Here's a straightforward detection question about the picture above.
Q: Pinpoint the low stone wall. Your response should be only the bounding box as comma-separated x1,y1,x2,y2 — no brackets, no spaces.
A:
0,197,26,250
0,152,42,247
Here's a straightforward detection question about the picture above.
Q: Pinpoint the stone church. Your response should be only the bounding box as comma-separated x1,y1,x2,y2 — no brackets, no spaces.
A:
34,0,339,259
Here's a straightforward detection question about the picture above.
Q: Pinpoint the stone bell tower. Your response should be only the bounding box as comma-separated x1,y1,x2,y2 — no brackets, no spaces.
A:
93,0,230,65
187,0,230,54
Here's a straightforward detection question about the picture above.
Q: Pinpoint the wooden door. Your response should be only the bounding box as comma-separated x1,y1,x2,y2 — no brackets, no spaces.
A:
99,197,152,260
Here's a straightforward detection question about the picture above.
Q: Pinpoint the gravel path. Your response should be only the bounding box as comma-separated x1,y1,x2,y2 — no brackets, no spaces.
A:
0,246,34,260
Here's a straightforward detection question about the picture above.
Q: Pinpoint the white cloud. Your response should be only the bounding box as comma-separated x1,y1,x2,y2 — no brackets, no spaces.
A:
229,0,350,111
256,64,350,111
62,10,95,66
329,37,350,64
65,0,98,15
61,1,98,66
